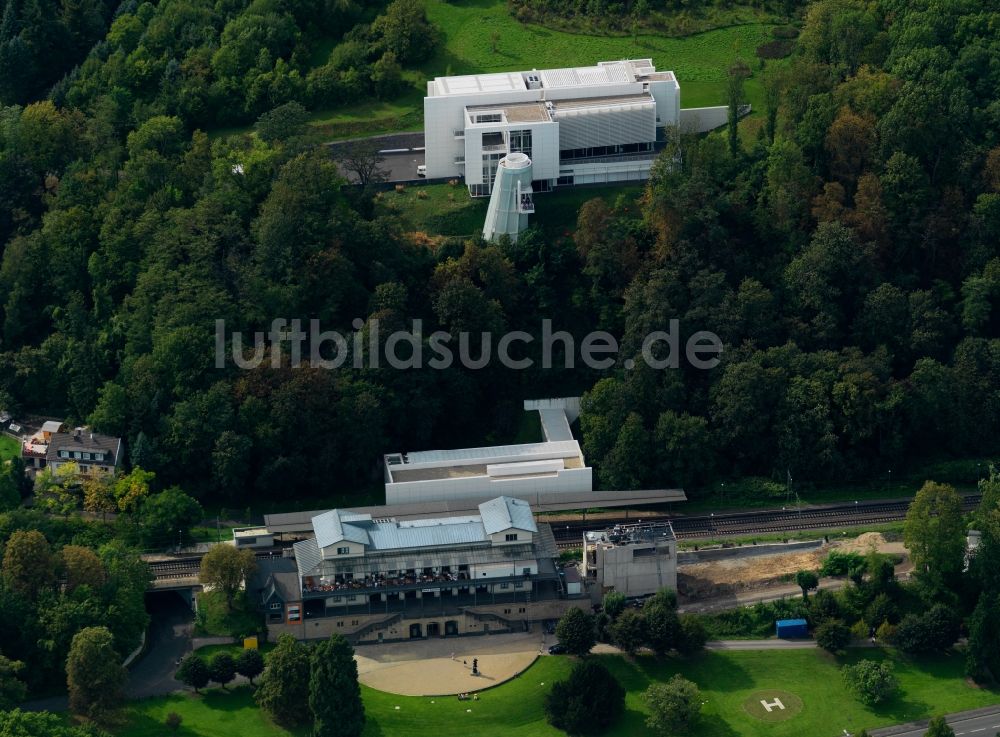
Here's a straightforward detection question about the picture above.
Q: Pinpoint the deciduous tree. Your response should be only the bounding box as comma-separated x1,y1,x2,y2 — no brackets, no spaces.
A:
796,570,819,600
176,654,210,692
60,545,106,592
610,609,646,656
0,653,27,709
841,660,898,704
209,652,236,689
66,626,126,720
904,482,965,590
645,675,702,735
199,545,256,607
2,529,57,600
236,648,264,684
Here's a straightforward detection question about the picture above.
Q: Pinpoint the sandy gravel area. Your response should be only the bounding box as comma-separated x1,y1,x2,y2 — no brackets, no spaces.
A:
354,632,544,696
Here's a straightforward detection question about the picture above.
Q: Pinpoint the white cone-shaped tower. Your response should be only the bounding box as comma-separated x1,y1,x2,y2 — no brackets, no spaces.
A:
483,152,534,243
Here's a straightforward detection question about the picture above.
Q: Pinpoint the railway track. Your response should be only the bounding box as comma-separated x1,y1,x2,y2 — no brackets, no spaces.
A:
553,494,983,548
148,548,285,580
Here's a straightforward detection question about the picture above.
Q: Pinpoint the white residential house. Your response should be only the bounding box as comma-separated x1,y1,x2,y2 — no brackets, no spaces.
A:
424,59,681,196
45,428,122,475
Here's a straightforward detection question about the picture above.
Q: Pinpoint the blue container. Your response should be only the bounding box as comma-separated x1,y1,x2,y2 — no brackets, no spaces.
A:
775,618,809,639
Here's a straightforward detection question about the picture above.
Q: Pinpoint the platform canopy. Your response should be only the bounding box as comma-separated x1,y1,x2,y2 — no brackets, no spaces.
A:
264,488,686,536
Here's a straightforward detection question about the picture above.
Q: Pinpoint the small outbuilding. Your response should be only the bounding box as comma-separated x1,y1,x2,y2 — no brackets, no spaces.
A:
775,618,808,639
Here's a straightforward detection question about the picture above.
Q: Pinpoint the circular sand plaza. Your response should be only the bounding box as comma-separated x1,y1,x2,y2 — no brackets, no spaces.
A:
353,632,543,696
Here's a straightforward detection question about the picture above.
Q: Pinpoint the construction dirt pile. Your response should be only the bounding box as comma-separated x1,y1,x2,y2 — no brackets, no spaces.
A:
677,532,911,600
678,547,828,599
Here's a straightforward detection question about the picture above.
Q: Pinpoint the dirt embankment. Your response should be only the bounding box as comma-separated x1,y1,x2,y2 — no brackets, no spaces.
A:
677,532,906,600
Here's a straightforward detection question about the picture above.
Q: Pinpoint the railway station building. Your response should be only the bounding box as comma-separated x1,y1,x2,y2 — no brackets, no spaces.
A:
260,496,577,642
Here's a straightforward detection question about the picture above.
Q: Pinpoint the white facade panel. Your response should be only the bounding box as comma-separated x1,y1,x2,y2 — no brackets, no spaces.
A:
424,60,680,189
556,104,656,151
385,466,593,506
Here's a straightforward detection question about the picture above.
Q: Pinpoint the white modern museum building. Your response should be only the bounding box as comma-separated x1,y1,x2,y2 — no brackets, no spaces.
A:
423,58,681,196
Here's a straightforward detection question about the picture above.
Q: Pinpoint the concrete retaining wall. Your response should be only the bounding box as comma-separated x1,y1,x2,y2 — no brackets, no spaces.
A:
679,104,752,134
678,539,823,565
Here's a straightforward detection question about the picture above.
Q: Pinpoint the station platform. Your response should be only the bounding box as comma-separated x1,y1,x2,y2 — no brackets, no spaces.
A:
263,488,686,536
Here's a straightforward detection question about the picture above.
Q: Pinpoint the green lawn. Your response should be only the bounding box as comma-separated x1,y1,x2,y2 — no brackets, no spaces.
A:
194,642,275,660
303,0,786,140
120,686,307,737
308,87,425,140
378,182,642,237
377,182,487,236
0,434,19,463
194,591,264,639
120,649,999,737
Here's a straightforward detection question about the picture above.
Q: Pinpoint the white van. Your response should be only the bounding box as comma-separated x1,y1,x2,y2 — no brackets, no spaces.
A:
417,164,426,177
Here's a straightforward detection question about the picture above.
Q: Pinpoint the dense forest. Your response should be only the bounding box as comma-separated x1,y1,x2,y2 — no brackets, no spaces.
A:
0,0,998,507
507,0,800,31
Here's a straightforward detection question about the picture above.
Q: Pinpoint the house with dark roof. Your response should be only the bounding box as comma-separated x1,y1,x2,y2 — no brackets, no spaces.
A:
248,558,301,625
46,428,122,475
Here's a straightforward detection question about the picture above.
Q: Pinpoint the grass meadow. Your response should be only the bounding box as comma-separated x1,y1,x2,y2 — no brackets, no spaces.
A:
0,433,19,463
307,0,786,139
376,182,643,237
119,648,998,737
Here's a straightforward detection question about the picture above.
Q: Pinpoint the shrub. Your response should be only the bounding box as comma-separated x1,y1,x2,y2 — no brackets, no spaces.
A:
894,605,960,653
876,620,897,642
176,654,210,692
795,569,819,598
866,593,899,627
545,660,624,735
676,614,707,656
209,652,236,689
820,551,866,576
165,712,182,732
236,648,265,684
602,591,627,620
699,598,810,639
394,184,405,193
842,660,899,704
756,40,794,59
643,601,679,656
416,189,428,199
815,619,851,652
611,609,646,655
772,25,800,38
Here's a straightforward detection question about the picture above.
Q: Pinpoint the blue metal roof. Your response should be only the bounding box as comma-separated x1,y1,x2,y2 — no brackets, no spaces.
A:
478,496,538,534
313,509,371,548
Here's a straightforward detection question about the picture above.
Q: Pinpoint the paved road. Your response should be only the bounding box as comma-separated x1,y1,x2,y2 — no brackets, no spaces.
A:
326,133,426,182
126,592,195,699
23,592,195,711
380,150,425,181
869,705,1000,737
705,639,878,651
